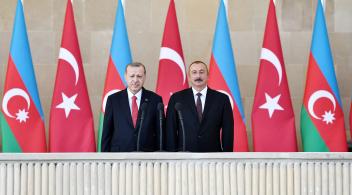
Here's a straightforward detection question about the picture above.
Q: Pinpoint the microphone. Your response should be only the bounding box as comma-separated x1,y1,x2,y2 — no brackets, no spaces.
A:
157,103,164,151
137,102,148,151
175,103,186,152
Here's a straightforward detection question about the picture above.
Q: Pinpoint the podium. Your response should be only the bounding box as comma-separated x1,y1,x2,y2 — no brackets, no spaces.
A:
0,152,351,195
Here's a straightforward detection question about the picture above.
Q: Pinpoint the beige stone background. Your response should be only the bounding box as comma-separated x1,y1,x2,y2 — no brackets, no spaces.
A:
0,0,351,151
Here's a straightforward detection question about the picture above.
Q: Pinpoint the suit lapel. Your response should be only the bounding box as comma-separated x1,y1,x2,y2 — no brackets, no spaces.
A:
185,88,201,123
202,88,214,124
121,89,134,128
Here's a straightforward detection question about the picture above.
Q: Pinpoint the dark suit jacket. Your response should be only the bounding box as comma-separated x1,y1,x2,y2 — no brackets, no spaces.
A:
102,88,164,152
165,87,234,152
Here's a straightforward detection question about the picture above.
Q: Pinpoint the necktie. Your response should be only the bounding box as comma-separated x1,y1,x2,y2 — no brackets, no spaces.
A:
132,95,138,127
196,93,202,122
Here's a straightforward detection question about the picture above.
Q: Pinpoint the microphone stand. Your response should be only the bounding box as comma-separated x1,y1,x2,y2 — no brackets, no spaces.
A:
157,103,164,151
137,103,147,152
175,103,186,152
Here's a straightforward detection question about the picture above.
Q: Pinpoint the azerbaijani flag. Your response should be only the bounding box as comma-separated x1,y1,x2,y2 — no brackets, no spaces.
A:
1,0,46,152
301,0,347,151
97,0,132,151
208,0,249,151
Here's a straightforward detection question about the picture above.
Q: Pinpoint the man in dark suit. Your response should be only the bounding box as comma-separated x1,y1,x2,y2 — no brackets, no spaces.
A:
166,61,233,152
102,62,164,152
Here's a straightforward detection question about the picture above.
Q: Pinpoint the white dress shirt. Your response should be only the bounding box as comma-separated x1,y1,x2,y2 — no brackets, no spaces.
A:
192,86,207,112
127,89,142,115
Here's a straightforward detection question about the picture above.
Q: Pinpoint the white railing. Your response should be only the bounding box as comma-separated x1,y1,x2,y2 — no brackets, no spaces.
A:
0,153,351,195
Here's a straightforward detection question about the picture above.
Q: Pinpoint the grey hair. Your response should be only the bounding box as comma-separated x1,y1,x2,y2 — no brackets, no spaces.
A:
125,62,146,74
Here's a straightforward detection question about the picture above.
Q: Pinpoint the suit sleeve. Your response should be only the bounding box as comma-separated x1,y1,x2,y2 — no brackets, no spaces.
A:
221,95,234,152
165,95,178,151
101,96,114,152
154,95,165,151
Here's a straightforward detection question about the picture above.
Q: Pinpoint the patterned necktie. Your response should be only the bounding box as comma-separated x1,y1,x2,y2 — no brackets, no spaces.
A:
132,95,138,127
196,93,202,122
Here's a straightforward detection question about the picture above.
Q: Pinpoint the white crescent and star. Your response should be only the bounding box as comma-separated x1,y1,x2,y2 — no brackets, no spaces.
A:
56,93,80,118
258,48,285,118
102,89,120,112
308,90,336,124
2,88,31,123
2,88,30,118
259,93,284,118
260,48,282,86
159,47,186,85
57,48,82,118
59,47,80,85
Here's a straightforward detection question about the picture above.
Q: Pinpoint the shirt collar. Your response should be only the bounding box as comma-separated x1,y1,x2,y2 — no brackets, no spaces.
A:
192,86,207,97
127,88,142,100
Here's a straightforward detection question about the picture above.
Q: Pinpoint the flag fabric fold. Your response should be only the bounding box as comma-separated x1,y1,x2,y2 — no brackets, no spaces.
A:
1,0,46,152
49,0,96,152
208,0,249,152
301,0,347,152
251,0,297,152
97,0,132,152
156,0,188,108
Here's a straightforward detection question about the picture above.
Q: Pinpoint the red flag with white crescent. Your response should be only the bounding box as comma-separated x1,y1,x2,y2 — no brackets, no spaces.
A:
49,0,96,152
251,0,297,151
156,0,188,107
1,0,46,152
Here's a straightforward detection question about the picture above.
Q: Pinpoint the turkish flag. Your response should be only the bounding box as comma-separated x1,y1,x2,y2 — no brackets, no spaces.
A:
49,0,96,152
156,0,188,107
251,0,297,152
